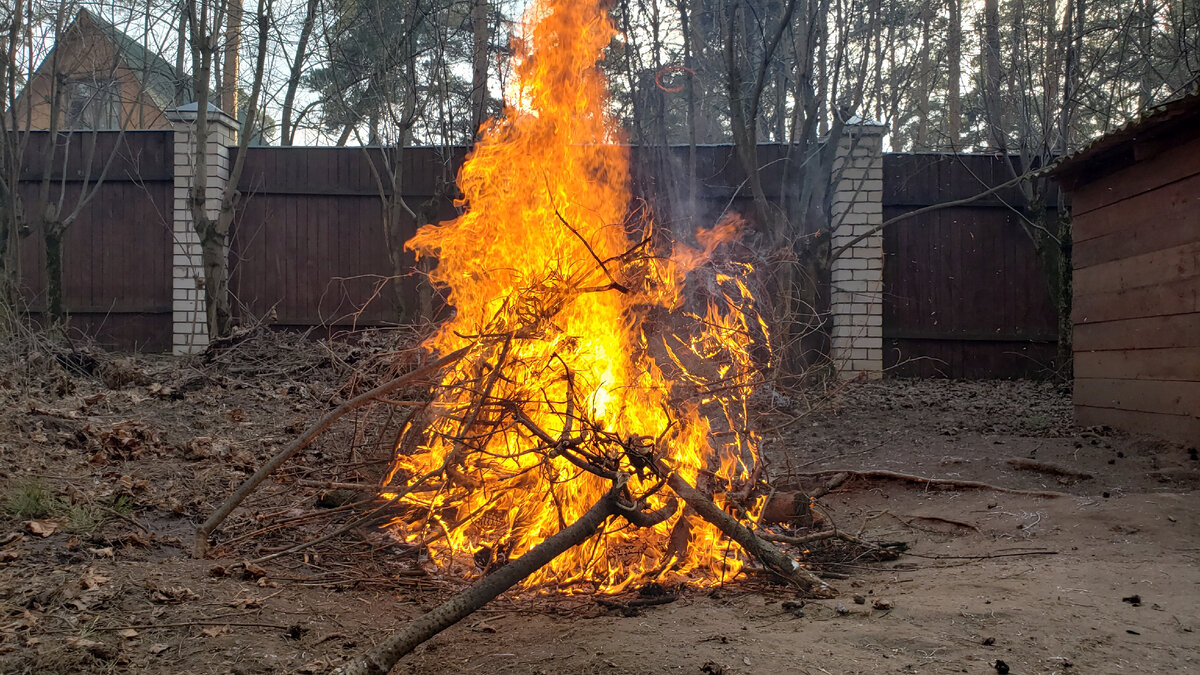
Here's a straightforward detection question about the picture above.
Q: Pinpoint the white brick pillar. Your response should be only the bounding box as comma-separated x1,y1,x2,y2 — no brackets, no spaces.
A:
829,119,886,379
166,103,238,355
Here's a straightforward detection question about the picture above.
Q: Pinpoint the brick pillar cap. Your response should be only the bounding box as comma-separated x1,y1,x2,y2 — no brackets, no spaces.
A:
166,103,238,130
844,114,885,128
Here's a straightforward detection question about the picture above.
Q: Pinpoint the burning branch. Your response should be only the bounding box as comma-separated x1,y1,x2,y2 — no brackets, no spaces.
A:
666,473,835,597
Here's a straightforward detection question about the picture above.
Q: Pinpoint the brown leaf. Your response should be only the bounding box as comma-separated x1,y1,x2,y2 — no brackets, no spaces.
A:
67,636,103,649
81,568,111,590
150,585,197,604
148,643,169,655
117,628,138,639
26,520,58,537
201,624,231,637
230,596,264,609
88,546,115,558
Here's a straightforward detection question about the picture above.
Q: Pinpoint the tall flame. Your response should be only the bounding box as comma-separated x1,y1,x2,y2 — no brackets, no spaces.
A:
384,0,767,593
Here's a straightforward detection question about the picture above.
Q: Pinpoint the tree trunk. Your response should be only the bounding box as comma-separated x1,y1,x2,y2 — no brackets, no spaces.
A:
200,224,234,337
43,223,64,326
222,0,243,115
982,0,1007,150
280,0,318,145
947,0,962,146
383,199,411,322
914,7,932,150
469,0,491,137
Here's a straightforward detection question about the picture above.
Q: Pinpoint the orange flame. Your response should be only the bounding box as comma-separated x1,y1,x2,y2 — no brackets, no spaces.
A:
383,0,768,593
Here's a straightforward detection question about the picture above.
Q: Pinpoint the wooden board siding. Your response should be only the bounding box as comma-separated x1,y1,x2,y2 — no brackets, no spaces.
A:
881,154,1059,379
1069,134,1200,216
1071,172,1200,270
1076,406,1200,443
15,131,174,351
1070,128,1200,446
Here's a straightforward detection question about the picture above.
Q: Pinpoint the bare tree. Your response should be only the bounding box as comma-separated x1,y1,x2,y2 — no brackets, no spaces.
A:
278,0,318,145
184,0,273,338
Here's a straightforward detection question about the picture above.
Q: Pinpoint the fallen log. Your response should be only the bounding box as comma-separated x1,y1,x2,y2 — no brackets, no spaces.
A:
665,473,836,598
194,346,471,557
790,469,1071,498
338,492,620,675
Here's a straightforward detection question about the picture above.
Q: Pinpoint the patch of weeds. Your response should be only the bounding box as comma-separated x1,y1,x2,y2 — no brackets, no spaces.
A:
63,503,102,534
4,479,55,518
106,493,135,516
3,479,141,534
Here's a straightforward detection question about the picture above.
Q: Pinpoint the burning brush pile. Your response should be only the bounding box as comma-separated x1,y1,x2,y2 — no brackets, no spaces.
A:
378,0,807,595
198,1,900,672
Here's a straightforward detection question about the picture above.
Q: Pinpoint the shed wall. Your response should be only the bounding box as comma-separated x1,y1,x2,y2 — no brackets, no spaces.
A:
1071,134,1200,445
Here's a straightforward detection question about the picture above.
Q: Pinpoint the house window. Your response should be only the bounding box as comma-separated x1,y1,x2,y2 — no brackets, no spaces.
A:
66,78,122,129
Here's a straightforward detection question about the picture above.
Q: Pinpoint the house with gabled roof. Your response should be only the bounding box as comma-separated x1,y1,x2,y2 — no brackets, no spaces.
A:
13,8,193,130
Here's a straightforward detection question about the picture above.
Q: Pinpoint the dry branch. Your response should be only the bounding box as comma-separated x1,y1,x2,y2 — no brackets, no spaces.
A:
194,346,470,557
338,492,620,675
665,474,836,597
792,469,1071,498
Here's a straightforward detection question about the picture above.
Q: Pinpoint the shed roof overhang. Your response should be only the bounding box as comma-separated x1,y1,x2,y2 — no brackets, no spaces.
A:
1051,89,1200,191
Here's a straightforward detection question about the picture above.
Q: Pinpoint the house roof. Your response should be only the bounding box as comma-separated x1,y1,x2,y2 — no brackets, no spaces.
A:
1051,86,1200,189
75,8,194,111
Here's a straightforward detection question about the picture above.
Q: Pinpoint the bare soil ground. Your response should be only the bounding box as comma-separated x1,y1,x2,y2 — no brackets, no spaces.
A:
1,334,1196,674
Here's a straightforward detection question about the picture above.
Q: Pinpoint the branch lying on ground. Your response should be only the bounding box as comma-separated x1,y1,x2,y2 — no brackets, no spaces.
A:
193,346,471,558
666,473,836,597
790,469,1071,498
339,491,622,675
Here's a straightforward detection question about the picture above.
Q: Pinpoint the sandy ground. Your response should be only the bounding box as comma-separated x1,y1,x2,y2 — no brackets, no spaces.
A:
1,337,1196,674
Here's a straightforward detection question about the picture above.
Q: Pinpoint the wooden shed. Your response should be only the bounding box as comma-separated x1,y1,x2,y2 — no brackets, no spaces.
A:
1054,90,1200,446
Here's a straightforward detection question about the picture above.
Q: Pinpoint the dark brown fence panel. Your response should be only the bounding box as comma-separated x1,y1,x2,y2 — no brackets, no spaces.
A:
15,131,174,351
230,146,463,328
881,154,1059,378
230,144,787,332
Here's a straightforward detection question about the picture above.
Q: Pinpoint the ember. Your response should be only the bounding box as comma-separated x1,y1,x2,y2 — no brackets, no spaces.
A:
380,0,785,593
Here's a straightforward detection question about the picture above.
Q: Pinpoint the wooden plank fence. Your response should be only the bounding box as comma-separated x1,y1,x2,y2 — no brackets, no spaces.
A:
1065,130,1200,443
15,130,174,351
881,154,1060,378
9,135,1067,383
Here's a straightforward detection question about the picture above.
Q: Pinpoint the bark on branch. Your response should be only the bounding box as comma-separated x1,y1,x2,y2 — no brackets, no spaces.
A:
338,492,620,675
666,473,836,598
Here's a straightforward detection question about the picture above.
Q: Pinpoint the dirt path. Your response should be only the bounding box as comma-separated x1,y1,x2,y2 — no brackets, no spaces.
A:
1,346,1196,674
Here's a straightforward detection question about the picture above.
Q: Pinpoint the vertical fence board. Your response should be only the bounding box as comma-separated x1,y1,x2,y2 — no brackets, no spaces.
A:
14,131,173,350
882,154,1059,378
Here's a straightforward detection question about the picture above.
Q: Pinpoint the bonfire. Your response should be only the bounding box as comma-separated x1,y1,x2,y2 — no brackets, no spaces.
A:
380,0,777,593
197,1,838,672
